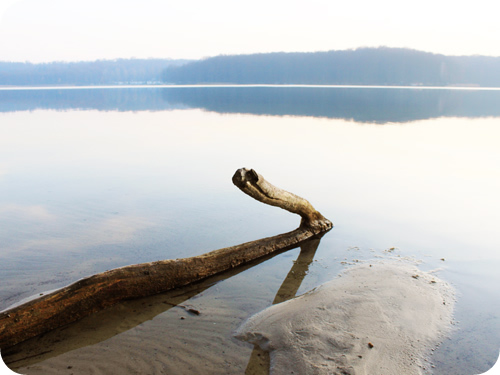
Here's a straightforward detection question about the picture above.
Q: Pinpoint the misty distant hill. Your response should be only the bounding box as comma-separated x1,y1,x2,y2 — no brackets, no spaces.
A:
162,48,500,87
0,58,191,86
2,48,499,87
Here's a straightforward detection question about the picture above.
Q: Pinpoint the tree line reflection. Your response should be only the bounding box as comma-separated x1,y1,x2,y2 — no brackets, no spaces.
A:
1,86,499,124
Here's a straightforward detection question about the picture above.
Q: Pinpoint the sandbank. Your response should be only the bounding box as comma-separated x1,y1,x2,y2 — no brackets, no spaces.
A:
236,260,455,375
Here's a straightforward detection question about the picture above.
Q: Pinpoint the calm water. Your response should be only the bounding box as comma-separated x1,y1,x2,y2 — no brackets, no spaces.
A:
1,86,499,374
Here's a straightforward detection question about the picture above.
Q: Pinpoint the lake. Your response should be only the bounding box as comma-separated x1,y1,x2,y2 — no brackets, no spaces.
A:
1,86,499,374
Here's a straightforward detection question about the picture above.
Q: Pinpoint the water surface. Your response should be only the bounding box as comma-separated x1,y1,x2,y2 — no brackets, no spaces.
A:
0,86,499,374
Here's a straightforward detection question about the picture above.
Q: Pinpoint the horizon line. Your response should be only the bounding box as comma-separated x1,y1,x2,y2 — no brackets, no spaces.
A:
1,84,500,91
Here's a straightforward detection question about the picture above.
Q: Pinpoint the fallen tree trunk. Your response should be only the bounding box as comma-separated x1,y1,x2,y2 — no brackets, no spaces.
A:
0,168,332,348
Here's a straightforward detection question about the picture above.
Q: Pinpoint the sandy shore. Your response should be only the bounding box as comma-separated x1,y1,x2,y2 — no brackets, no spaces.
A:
236,260,455,375
3,256,455,375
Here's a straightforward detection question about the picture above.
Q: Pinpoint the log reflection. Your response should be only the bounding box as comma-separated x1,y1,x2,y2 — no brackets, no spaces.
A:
245,237,321,375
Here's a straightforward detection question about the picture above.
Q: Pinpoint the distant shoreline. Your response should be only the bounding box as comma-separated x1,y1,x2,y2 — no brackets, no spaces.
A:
3,49,499,88
1,84,500,91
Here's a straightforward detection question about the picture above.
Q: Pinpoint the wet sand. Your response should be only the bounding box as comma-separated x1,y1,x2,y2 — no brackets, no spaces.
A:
3,254,454,375
236,260,455,375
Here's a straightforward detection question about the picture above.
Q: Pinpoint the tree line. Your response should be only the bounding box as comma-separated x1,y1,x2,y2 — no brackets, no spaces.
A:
1,48,499,87
0,58,190,86
162,47,500,87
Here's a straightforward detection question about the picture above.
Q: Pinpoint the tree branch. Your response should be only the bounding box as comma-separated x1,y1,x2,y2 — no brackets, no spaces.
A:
232,168,332,230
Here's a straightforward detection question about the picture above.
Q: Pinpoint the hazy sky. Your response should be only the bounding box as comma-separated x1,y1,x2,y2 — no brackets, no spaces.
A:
1,0,499,62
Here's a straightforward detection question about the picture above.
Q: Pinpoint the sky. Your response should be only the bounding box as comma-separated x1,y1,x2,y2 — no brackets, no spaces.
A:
1,0,500,63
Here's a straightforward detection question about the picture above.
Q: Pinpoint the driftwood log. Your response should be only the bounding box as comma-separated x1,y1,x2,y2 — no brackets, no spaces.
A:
0,168,332,348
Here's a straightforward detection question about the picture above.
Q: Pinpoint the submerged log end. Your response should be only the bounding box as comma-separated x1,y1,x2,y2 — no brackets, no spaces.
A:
232,168,333,233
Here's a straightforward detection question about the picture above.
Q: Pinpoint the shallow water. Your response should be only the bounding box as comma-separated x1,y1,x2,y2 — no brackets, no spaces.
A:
1,86,499,374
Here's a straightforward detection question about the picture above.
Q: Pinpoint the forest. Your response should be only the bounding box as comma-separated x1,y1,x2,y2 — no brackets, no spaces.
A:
1,48,499,87
162,47,500,87
0,58,190,86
